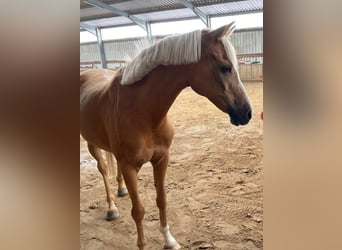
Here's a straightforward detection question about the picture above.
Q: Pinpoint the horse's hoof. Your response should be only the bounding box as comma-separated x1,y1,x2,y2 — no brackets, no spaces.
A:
106,209,119,221
118,187,129,197
164,243,181,250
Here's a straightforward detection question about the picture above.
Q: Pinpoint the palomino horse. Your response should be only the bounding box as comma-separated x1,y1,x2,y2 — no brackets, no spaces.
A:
80,22,252,249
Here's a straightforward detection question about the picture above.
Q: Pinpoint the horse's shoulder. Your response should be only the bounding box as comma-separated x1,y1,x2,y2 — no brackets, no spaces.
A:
152,118,174,146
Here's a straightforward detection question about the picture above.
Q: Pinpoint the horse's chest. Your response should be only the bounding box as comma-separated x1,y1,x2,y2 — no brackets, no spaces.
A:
116,119,174,165
120,133,170,165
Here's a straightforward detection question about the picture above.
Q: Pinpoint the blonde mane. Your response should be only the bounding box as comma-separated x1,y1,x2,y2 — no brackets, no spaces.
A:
80,25,238,103
121,30,202,85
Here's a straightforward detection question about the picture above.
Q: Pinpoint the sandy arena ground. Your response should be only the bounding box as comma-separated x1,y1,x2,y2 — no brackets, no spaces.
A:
80,82,263,249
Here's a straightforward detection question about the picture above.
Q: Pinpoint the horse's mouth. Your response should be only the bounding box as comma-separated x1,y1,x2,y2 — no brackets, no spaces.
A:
230,117,240,126
227,107,252,126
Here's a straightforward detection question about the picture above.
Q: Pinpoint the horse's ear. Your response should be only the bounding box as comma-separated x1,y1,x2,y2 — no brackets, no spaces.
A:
209,22,235,40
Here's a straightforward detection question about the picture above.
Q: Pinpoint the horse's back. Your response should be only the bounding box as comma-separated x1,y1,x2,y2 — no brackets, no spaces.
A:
80,69,116,91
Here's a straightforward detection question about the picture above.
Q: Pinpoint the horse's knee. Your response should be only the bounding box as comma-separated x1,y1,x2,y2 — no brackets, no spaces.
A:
131,205,145,222
97,163,109,177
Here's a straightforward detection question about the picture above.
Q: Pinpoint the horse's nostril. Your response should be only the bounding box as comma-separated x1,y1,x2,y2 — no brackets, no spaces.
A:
246,110,252,120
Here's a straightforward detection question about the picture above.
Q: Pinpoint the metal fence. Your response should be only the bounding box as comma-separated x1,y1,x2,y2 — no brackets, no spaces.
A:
80,56,264,82
238,53,263,82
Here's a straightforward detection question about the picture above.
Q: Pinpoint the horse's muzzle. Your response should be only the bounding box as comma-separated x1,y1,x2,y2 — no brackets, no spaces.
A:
227,107,252,126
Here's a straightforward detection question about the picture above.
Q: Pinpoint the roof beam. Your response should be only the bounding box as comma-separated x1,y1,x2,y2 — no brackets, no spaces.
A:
83,0,147,30
80,22,107,68
145,21,152,44
178,0,210,27
95,27,107,68
80,22,97,36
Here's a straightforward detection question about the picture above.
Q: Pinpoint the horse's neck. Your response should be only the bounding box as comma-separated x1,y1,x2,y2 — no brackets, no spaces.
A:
124,65,190,127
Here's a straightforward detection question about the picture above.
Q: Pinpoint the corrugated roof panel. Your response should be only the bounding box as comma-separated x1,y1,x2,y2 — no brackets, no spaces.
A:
199,0,263,15
230,29,263,54
191,0,243,5
135,8,196,22
83,16,133,27
80,43,100,62
104,38,151,60
80,0,133,9
81,0,247,10
80,4,113,18
80,0,263,28
116,0,245,15
111,0,180,12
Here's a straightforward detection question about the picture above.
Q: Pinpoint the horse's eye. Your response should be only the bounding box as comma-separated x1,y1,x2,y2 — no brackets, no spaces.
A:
220,66,232,74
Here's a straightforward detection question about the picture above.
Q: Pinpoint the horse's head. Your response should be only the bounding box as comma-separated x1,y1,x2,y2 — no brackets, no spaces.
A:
188,23,252,126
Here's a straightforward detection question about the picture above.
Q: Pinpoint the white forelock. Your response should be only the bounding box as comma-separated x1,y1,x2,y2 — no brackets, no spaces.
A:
221,36,238,70
120,30,202,85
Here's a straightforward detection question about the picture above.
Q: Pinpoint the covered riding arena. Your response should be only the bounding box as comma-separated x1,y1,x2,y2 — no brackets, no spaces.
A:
80,1,263,249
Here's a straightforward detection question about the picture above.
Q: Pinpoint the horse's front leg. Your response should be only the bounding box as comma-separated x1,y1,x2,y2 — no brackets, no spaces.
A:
120,162,147,250
152,152,180,250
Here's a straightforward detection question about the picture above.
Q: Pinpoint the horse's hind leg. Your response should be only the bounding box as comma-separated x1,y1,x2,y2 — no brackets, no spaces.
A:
104,151,128,197
87,143,119,220
117,164,129,197
152,152,180,250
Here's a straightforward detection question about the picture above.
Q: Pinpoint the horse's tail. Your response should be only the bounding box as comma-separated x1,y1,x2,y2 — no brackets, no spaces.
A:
104,150,115,177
